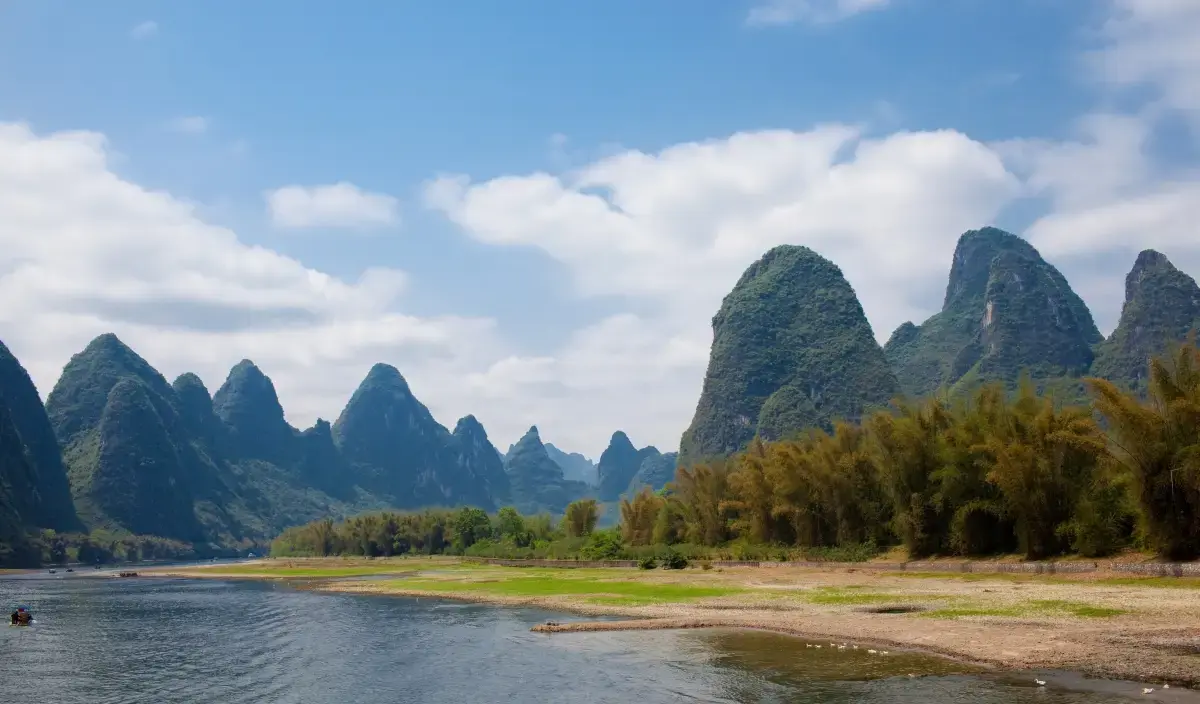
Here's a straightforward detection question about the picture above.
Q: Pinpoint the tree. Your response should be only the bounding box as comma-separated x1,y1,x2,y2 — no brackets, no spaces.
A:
561,499,600,538
1088,339,1200,559
452,507,492,550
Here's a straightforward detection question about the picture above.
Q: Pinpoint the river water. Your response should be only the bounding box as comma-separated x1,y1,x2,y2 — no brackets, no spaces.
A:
1,573,1191,703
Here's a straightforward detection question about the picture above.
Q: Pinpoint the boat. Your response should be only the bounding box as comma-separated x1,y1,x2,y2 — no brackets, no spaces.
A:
47,569,56,574
9,606,32,626
65,568,74,573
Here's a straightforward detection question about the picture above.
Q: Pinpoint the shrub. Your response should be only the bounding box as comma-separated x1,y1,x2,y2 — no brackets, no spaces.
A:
638,556,658,570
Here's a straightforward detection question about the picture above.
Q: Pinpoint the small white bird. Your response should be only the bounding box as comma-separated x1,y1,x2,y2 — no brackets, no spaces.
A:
867,649,877,654
1142,688,1154,694
852,645,859,650
880,651,889,655
1164,684,1170,689
815,645,822,649
837,645,846,650
1035,679,1046,686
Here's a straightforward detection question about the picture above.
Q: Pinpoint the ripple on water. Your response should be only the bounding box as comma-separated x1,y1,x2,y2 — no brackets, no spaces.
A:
2,577,1195,704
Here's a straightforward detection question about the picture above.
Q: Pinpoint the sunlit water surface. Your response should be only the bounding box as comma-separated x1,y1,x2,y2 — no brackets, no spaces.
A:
1,573,1192,703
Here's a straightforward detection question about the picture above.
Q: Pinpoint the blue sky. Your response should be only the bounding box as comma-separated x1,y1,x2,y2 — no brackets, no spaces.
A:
1,0,1198,458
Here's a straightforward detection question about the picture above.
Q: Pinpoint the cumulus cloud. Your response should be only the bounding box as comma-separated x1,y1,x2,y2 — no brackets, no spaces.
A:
166,116,209,135
0,122,500,442
747,0,891,26
265,182,400,229
130,21,158,39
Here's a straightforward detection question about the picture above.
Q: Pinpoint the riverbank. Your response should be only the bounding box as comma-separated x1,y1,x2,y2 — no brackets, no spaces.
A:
149,557,1200,689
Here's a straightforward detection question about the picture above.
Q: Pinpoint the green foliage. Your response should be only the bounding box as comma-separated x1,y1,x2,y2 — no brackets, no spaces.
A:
1087,340,1200,559
660,550,688,569
638,556,658,569
452,507,492,550
651,341,1200,562
561,499,600,538
579,529,623,560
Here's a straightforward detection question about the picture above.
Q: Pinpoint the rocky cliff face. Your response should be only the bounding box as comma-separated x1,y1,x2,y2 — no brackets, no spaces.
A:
885,227,1100,398
1091,250,1200,391
678,245,898,466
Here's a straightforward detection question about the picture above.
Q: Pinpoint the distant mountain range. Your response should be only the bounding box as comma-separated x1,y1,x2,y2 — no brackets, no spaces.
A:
0,333,674,563
4,226,1196,563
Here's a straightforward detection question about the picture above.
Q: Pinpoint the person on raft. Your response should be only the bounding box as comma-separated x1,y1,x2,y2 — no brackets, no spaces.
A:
10,608,31,625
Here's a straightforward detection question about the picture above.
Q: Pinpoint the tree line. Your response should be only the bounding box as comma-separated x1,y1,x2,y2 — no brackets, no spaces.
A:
272,341,1200,562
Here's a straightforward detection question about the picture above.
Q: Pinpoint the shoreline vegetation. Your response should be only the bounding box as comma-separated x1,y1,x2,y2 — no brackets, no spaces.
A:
147,556,1200,689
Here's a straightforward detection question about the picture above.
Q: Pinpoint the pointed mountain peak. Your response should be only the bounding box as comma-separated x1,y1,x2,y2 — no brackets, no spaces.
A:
452,414,487,438
365,362,408,385
172,372,211,399
47,334,177,448
944,227,1040,311
1126,250,1185,303
1093,250,1200,390
606,430,635,452
1133,249,1172,272
212,359,292,461
84,332,133,354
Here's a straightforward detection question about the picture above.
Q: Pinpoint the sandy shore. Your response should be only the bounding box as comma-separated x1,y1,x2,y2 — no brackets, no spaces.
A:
149,559,1200,688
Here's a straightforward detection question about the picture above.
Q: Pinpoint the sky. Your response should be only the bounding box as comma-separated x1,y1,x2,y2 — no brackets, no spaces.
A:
1,0,1199,460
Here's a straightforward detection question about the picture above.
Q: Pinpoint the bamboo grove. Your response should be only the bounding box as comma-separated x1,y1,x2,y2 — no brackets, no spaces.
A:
273,342,1200,562
626,341,1200,561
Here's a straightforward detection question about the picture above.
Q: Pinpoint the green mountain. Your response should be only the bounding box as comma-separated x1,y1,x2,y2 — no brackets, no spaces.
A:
1091,250,1200,392
543,443,597,486
597,431,642,501
0,340,81,531
625,449,678,496
503,426,591,514
332,363,495,510
678,245,899,466
452,415,509,507
885,227,1100,398
213,360,297,466
88,379,204,541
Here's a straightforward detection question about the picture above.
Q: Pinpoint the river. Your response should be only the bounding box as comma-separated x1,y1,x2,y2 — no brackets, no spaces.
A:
1,573,1191,703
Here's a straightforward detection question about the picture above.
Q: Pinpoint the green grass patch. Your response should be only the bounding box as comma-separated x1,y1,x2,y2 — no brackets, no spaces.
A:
802,587,949,606
923,599,1125,620
380,574,740,603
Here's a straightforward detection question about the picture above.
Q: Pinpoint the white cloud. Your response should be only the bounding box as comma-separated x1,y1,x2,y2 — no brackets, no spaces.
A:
265,182,400,229
166,116,209,135
1092,0,1200,120
747,0,891,26
0,122,501,446
130,21,158,39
